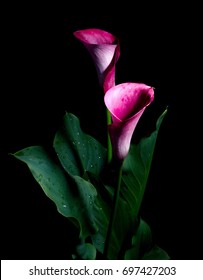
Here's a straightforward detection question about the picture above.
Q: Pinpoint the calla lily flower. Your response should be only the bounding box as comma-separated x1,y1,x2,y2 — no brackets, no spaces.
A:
104,83,154,161
73,28,120,93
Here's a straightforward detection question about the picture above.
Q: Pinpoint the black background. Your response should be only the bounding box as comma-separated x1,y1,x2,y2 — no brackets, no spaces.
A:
2,3,202,260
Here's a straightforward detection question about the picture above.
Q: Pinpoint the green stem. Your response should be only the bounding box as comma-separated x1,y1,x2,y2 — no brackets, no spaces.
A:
103,162,123,259
106,109,112,163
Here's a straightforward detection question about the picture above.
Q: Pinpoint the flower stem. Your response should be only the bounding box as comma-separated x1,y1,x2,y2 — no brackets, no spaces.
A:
106,109,112,163
103,162,123,259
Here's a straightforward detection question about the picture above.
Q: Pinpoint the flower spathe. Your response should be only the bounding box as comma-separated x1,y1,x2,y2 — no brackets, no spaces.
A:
73,28,120,93
104,83,154,161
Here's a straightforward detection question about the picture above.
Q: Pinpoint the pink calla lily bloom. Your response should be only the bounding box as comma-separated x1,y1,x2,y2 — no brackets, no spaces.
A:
104,83,154,161
73,28,120,93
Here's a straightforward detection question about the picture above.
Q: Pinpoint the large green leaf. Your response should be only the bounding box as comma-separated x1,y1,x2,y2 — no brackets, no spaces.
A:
121,108,167,218
13,146,100,239
13,145,113,255
53,112,107,177
53,112,112,252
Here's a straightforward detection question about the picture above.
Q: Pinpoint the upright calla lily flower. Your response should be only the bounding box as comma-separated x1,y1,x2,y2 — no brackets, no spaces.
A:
104,83,154,161
73,28,120,93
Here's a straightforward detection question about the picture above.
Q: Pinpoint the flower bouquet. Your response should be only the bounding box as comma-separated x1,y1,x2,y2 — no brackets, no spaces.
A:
12,28,169,260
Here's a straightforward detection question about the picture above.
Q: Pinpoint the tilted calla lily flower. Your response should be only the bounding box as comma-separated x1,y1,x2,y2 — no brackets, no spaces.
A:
104,83,154,161
73,28,120,93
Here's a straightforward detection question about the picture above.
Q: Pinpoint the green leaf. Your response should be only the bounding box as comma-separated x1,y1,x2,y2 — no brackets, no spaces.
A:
53,112,114,251
53,112,107,177
121,108,168,218
125,218,170,260
72,242,97,260
124,218,153,260
13,146,100,239
142,245,170,260
13,146,73,217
